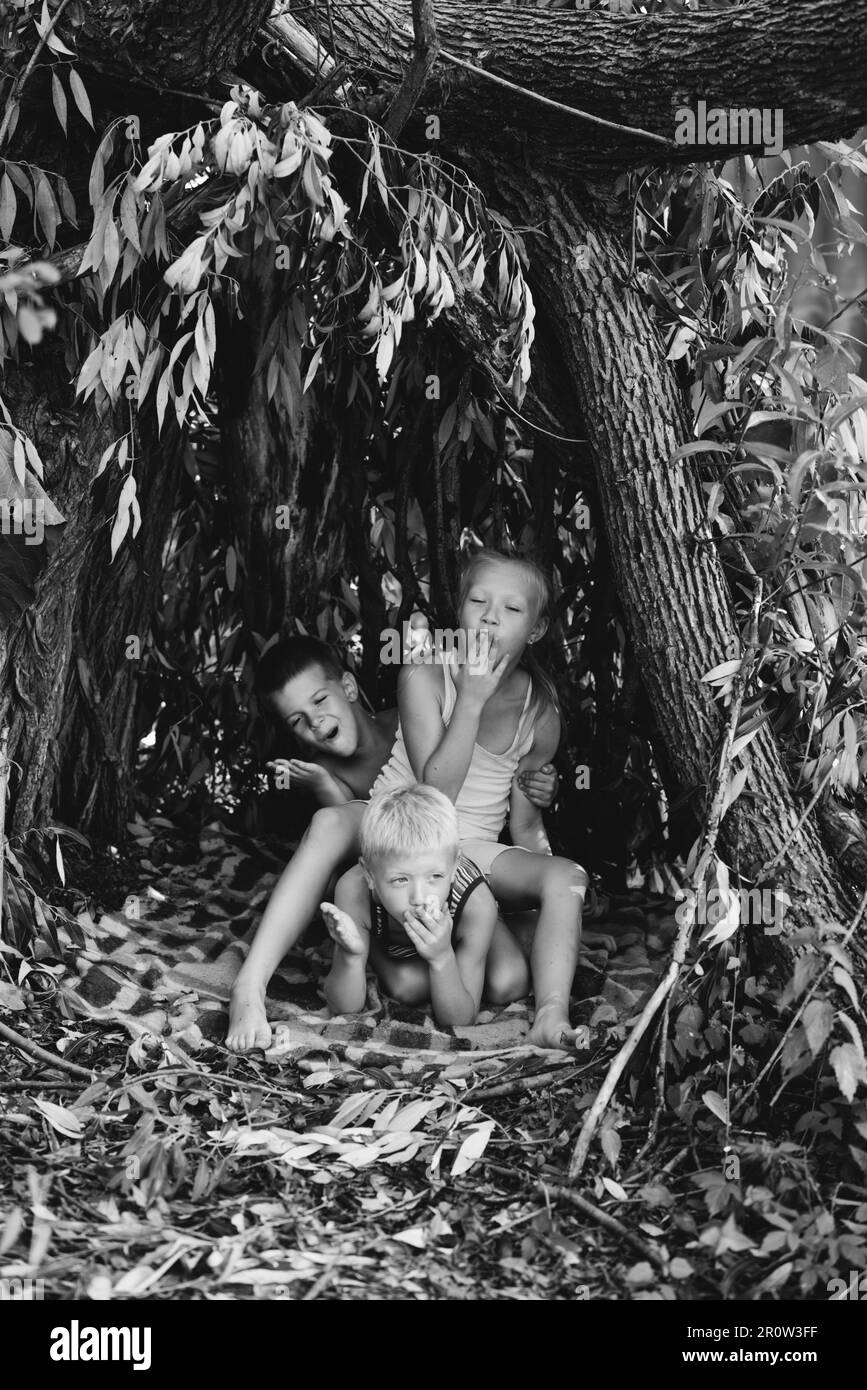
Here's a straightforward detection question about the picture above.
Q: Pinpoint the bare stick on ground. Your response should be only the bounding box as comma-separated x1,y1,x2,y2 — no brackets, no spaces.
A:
569,580,763,1181
0,1019,95,1081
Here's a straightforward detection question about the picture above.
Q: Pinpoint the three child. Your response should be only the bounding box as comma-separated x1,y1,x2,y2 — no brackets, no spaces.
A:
227,548,586,1052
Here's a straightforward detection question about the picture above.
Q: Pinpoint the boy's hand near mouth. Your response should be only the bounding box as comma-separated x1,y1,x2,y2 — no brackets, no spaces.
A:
267,758,347,805
402,901,454,968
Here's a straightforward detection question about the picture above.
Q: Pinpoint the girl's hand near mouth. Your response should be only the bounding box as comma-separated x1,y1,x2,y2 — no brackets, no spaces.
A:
461,631,510,709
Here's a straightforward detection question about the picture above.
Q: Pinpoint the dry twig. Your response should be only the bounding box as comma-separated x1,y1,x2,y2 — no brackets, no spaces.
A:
569,581,763,1180
0,1018,95,1080
484,1159,665,1270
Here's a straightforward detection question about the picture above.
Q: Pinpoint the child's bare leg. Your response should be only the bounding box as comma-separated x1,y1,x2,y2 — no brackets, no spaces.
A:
369,943,430,1007
488,850,587,1050
321,902,370,1015
226,801,366,1052
484,919,530,1005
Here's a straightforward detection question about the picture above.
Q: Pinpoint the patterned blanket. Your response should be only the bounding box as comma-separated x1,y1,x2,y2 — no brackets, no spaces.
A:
57,822,673,1081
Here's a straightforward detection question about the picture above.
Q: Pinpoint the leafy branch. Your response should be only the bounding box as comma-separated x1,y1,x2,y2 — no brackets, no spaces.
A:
0,0,77,150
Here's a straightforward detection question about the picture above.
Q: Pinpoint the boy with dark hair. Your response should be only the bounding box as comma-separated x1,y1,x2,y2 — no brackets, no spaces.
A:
256,635,397,804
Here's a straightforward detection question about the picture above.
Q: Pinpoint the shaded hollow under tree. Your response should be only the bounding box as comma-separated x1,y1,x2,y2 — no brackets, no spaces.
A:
1,0,866,963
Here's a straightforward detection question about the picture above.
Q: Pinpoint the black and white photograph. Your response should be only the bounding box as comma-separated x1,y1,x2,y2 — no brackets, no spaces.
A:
1,0,866,1352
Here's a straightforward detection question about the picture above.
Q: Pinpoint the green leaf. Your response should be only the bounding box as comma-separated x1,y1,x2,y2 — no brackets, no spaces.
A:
110,473,136,561
119,183,141,254
701,658,742,685
784,953,819,1007
832,965,859,1011
391,1226,426,1248
34,172,60,249
137,345,163,404
600,1126,621,1171
51,70,67,134
68,68,94,128
720,767,749,820
155,367,171,433
830,1043,867,1102
729,722,763,761
438,400,457,449
0,171,16,242
451,1120,494,1177
302,342,324,393
56,175,77,227
55,835,65,885
802,999,833,1056
329,1091,385,1130
3,100,20,143
385,1098,440,1133
760,1262,793,1293
88,127,117,209
45,32,75,60
671,439,734,463
0,980,25,1011
0,1208,25,1256
102,217,120,283
94,440,116,478
12,435,25,484
34,1098,82,1138
702,1090,728,1124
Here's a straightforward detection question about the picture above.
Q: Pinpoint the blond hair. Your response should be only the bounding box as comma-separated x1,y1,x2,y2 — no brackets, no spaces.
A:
457,547,551,627
360,784,460,865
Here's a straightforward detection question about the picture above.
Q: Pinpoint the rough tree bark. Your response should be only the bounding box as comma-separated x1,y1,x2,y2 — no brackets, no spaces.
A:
493,173,846,926
78,0,275,89
263,0,867,174
0,351,180,838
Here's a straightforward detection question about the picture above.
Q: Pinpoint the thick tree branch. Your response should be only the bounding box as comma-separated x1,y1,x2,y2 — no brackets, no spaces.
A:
385,0,439,139
75,0,275,88
266,0,867,174
52,2,867,177
0,0,76,150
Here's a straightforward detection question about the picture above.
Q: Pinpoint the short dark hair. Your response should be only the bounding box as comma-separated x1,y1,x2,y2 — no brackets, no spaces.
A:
255,636,346,701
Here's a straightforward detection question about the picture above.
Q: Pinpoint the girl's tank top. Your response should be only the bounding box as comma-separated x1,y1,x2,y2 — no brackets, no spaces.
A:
371,650,538,842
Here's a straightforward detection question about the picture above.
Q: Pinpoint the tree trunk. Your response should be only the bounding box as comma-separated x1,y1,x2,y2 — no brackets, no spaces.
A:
471,159,849,930
0,349,180,839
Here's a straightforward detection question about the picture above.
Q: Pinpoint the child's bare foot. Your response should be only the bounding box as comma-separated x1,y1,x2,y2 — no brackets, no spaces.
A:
527,998,578,1051
320,902,368,957
226,984,272,1053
